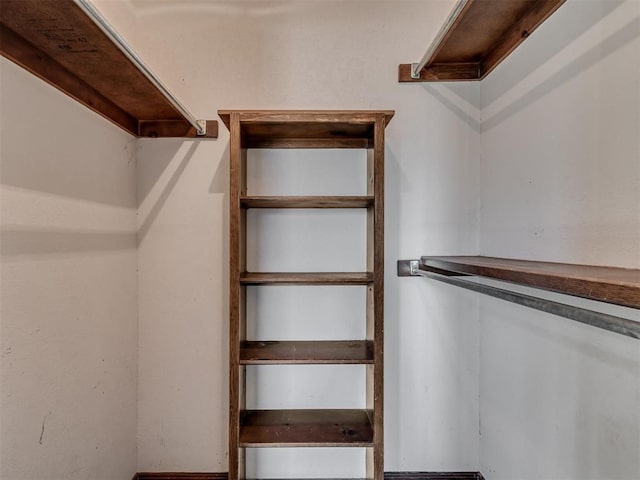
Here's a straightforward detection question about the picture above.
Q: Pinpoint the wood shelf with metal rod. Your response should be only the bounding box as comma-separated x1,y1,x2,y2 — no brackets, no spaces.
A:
398,0,566,82
0,0,217,138
398,256,640,339
221,110,392,480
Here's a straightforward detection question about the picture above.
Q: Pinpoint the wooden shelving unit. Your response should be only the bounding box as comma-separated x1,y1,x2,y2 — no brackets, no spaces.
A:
0,0,217,138
420,256,640,309
220,110,393,480
399,0,566,82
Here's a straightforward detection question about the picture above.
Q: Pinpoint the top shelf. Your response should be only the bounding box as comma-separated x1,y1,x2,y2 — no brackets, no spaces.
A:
218,110,394,148
399,0,566,82
421,256,640,309
0,0,217,138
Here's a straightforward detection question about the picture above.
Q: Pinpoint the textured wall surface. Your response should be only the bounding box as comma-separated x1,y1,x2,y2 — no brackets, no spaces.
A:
478,1,640,478
0,58,138,479
4,1,633,478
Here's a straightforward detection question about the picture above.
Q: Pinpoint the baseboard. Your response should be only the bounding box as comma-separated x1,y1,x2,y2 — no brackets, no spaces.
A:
134,472,484,480
386,473,484,480
135,474,227,480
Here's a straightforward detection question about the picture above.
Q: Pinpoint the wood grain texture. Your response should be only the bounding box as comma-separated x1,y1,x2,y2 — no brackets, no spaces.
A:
398,63,479,82
241,196,374,209
0,0,217,137
421,256,640,309
478,0,568,78
240,340,374,364
218,110,394,129
240,272,373,285
386,474,484,480
136,475,227,480
371,113,385,480
239,409,374,447
0,22,138,135
218,110,393,149
228,112,242,480
398,0,566,82
243,138,370,149
138,120,218,139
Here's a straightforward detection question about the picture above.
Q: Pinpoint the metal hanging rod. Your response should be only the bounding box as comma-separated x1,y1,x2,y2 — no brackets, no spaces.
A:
411,0,471,79
402,260,640,340
73,0,207,136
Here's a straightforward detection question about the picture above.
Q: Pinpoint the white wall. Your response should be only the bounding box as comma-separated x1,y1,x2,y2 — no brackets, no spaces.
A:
478,0,640,478
0,57,138,479
132,0,481,475
3,1,636,478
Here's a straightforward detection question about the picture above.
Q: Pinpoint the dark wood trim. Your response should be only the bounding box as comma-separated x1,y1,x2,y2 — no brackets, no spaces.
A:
218,110,394,130
240,196,374,209
228,112,243,480
398,0,566,82
478,0,567,79
218,110,394,150
239,272,374,286
369,112,386,480
386,474,484,480
138,120,218,139
398,62,479,82
243,138,370,149
421,256,640,309
135,473,483,480
397,260,470,278
0,22,138,136
240,340,374,365
136,475,227,480
0,0,217,138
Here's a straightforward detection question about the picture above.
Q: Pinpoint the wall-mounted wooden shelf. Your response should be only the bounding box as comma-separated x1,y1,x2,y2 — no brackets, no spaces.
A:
399,0,566,82
420,256,640,309
0,0,217,138
239,272,373,286
399,256,639,339
240,196,374,209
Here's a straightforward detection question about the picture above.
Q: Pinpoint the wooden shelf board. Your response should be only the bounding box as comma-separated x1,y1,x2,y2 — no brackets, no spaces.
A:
0,0,217,138
240,340,374,365
240,272,373,286
399,0,566,82
421,256,640,309
218,110,394,148
241,196,374,209
239,409,374,447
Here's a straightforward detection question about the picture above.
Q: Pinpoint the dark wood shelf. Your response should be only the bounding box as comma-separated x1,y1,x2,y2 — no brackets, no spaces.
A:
399,0,566,82
239,409,374,447
0,0,217,138
240,340,374,365
421,256,640,309
241,196,374,209
218,110,394,148
240,272,373,286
